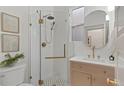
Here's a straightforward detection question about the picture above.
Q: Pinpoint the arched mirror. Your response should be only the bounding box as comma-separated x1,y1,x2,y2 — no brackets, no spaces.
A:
84,10,109,49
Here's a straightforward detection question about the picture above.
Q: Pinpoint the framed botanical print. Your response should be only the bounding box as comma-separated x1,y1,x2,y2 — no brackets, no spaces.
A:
1,34,19,52
1,12,19,33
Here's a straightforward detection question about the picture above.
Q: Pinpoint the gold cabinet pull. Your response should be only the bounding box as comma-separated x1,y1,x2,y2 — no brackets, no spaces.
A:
103,71,107,74
107,78,118,85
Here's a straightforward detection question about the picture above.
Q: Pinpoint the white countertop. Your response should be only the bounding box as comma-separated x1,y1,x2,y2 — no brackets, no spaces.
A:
70,56,115,67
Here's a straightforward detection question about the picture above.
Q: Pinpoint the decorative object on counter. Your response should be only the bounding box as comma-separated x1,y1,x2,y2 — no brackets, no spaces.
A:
109,55,115,61
0,53,24,67
1,34,19,52
1,12,19,33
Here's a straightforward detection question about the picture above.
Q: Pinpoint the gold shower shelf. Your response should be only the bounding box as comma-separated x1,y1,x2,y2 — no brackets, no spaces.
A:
45,44,66,59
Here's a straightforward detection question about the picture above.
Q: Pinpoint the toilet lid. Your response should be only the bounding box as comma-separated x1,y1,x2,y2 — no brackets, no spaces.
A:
19,83,33,86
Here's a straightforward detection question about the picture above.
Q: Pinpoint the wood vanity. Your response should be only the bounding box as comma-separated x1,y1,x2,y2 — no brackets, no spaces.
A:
70,59,115,86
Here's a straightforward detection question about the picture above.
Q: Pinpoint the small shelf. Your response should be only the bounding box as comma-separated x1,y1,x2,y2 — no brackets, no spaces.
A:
45,44,66,59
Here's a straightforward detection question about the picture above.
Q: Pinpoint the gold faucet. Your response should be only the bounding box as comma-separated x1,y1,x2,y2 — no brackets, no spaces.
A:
92,46,95,58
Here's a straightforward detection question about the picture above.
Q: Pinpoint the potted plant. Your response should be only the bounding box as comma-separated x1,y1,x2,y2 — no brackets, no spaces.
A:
0,53,24,67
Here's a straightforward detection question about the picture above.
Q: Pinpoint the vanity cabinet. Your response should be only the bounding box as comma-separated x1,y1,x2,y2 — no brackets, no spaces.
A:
70,61,115,86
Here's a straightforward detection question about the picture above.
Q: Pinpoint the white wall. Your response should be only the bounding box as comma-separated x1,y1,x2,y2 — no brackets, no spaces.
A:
0,6,30,83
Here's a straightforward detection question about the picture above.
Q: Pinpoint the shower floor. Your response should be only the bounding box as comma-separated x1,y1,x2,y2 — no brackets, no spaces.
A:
42,79,68,86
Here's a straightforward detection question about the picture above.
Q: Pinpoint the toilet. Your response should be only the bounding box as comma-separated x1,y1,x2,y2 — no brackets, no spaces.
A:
0,64,33,86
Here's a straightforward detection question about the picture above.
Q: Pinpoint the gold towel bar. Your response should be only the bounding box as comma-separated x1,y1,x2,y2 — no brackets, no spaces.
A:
45,44,66,59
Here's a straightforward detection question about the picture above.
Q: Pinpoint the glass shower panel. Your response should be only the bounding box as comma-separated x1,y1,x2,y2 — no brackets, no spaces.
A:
30,7,69,86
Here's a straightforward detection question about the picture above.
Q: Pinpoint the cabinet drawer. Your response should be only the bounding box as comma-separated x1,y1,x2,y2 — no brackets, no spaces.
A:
70,61,114,76
71,70,92,86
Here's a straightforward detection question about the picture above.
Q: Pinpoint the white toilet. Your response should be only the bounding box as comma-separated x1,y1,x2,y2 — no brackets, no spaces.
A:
0,64,33,86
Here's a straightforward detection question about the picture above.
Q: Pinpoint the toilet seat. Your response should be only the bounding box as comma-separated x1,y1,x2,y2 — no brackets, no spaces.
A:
19,83,33,86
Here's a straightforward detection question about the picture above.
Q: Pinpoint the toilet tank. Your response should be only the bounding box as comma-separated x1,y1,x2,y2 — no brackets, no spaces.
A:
0,64,25,86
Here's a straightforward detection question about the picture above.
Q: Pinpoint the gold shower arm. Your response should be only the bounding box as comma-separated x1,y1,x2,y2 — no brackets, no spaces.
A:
45,44,66,59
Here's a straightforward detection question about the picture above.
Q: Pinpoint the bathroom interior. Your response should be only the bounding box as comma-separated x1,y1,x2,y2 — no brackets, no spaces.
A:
0,6,124,86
